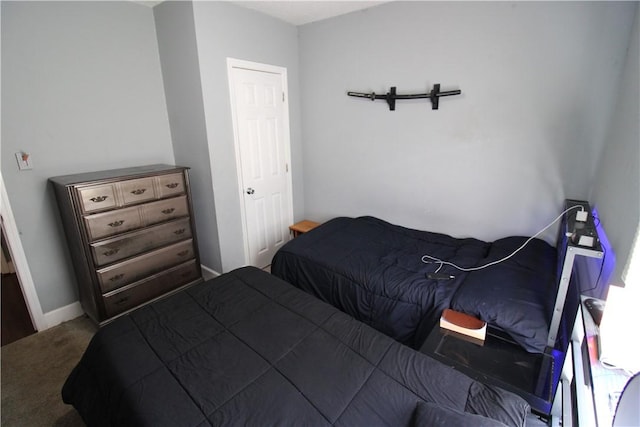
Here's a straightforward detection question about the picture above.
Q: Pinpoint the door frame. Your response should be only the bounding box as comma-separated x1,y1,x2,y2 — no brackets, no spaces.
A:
227,58,294,266
0,173,46,331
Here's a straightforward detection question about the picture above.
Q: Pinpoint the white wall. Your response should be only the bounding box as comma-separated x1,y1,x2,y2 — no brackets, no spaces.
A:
191,2,303,272
590,5,639,284
299,2,636,244
1,1,174,312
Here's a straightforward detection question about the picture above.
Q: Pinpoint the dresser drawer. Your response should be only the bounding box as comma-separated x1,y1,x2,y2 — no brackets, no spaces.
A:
119,177,156,206
97,239,195,293
157,173,186,198
84,206,142,241
91,218,192,267
78,184,117,213
103,260,200,318
142,195,189,226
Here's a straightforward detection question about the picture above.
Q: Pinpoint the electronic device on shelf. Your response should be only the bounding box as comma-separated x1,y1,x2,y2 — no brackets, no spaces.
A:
584,298,604,326
547,199,603,349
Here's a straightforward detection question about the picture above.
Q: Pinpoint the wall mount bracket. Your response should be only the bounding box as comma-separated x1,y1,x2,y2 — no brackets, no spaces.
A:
347,84,461,111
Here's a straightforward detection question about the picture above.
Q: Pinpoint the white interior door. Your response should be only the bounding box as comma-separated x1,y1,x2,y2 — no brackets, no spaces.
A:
229,60,293,268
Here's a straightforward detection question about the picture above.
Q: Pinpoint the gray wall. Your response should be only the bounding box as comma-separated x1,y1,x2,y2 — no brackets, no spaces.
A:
1,1,174,312
299,1,636,244
590,5,639,285
154,1,222,273
2,0,637,317
191,2,303,272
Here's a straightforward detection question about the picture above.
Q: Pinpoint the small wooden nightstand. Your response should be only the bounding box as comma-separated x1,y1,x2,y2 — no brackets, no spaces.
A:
289,220,320,238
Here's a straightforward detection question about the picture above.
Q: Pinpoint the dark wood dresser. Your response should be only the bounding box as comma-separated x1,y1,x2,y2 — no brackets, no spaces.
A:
50,164,203,324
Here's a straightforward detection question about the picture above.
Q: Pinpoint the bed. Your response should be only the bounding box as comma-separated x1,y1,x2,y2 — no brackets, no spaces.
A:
271,216,559,353
62,266,529,427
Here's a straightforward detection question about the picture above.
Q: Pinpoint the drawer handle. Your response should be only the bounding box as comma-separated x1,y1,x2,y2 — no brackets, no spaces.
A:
174,228,186,235
162,208,175,215
103,248,120,257
130,188,147,195
108,220,125,227
177,250,189,257
114,297,129,305
109,274,124,282
166,183,180,189
90,196,108,203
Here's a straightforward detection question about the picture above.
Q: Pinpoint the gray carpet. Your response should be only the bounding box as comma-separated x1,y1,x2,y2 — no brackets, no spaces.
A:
1,316,96,426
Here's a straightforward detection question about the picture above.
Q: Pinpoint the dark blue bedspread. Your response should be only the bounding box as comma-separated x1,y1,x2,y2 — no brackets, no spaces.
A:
62,267,529,426
272,217,558,352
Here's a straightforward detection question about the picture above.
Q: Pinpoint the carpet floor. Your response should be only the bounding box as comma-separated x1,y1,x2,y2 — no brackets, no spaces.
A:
1,315,97,426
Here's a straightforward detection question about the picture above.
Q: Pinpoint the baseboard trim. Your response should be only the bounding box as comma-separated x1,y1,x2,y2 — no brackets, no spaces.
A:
43,302,84,329
201,265,221,280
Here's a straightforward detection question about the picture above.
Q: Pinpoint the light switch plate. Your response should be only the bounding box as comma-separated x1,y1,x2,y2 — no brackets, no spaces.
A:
15,152,33,170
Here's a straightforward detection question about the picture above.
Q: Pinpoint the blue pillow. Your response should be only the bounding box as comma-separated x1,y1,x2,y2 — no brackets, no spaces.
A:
450,236,557,353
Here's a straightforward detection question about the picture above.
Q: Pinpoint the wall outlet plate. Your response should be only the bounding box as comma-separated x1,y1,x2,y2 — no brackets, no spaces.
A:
15,152,33,170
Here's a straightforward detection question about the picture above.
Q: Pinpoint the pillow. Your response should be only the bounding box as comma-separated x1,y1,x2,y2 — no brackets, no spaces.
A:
465,382,530,427
412,401,508,427
450,236,558,353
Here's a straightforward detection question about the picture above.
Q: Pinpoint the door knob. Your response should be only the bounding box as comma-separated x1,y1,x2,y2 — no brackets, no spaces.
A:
246,188,255,195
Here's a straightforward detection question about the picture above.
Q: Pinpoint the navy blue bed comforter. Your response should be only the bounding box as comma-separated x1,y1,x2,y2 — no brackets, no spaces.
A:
62,267,529,427
271,217,558,352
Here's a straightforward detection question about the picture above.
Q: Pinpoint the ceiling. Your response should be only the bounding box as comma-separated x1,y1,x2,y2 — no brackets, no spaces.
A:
230,1,388,25
132,1,388,26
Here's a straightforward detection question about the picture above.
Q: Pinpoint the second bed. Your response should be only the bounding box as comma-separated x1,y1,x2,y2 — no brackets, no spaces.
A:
272,216,559,353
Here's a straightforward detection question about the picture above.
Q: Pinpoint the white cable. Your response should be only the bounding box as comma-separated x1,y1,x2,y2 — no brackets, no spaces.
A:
421,205,585,273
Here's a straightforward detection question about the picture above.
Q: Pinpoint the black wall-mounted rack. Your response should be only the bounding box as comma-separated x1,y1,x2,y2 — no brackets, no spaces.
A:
347,83,461,110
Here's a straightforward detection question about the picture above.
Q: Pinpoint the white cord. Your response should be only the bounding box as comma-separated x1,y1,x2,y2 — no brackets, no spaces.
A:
421,205,584,273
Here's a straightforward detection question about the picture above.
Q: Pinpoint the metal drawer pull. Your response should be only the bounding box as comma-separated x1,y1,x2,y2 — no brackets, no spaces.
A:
130,188,147,195
162,208,175,215
109,274,124,282
177,250,189,257
166,183,180,189
103,248,120,256
108,220,125,227
174,229,186,235
90,196,108,203
114,297,129,305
